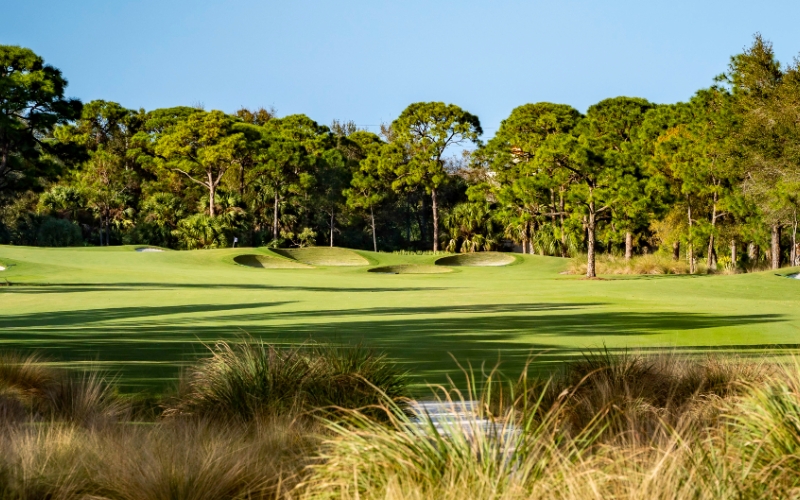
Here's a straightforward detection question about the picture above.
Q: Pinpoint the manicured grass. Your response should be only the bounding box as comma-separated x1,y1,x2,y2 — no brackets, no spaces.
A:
271,247,369,266
368,264,452,274
233,254,311,269
0,245,798,391
435,251,516,267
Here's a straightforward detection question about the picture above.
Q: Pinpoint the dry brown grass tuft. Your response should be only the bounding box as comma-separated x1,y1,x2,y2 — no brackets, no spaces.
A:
568,253,707,275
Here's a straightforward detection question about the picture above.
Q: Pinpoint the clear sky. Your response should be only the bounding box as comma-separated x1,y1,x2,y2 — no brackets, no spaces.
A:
6,1,800,139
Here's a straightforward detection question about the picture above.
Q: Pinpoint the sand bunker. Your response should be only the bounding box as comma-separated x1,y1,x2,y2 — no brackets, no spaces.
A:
234,254,311,269
136,247,164,252
788,273,800,280
435,252,516,267
0,265,5,271
271,247,369,266
368,264,452,275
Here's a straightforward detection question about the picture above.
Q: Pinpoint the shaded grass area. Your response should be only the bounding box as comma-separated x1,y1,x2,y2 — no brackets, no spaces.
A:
0,245,798,391
0,297,785,391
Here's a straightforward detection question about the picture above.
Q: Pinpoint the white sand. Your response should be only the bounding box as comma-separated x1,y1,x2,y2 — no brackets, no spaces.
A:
136,248,163,252
789,273,800,280
0,266,5,271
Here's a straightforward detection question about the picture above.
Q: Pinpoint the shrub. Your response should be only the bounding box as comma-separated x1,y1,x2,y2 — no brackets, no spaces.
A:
0,352,126,426
518,349,769,441
567,253,707,275
164,340,409,421
34,216,83,247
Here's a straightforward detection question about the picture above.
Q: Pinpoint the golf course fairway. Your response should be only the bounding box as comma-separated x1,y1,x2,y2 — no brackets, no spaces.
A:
1,245,798,391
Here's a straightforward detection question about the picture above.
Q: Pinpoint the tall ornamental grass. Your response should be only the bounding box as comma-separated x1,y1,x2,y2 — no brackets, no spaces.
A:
568,253,707,275
164,339,409,421
5,346,800,498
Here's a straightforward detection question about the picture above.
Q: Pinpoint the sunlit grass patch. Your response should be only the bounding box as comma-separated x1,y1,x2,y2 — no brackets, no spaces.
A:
368,264,453,274
271,247,369,266
234,253,312,269
435,252,516,267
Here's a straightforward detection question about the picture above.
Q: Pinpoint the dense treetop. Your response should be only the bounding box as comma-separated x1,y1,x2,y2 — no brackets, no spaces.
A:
1,36,799,277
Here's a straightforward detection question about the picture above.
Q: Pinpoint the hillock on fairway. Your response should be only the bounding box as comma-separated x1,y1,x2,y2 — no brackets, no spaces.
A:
0,244,798,391
435,252,517,267
368,264,452,274
270,247,369,266
234,253,312,269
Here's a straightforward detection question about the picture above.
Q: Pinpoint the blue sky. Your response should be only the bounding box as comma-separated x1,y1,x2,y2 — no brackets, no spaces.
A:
6,1,800,139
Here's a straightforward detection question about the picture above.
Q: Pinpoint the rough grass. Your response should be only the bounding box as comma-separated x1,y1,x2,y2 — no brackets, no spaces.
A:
234,253,311,269
300,353,800,500
567,253,711,275
6,346,800,498
0,352,128,426
164,339,409,421
0,417,317,500
1,245,799,391
368,264,453,274
271,247,369,266
435,252,516,267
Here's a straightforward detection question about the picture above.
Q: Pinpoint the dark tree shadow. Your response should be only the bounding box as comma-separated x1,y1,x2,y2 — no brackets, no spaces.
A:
0,299,785,392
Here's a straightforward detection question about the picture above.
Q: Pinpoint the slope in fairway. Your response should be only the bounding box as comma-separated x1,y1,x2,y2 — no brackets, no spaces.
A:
0,245,798,391
435,252,516,267
234,254,311,269
270,247,369,266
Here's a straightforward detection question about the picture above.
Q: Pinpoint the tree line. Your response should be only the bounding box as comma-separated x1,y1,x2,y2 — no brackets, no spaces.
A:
1,35,799,277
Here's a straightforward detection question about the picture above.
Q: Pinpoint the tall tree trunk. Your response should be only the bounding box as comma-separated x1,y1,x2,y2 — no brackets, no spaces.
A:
707,197,717,269
549,188,561,256
559,188,567,257
792,210,798,266
586,204,597,278
730,240,737,271
370,206,377,252
331,210,336,248
625,232,633,261
208,187,216,217
687,200,695,274
771,223,782,269
672,241,680,261
524,220,531,255
330,211,335,247
707,234,716,270
431,188,439,252
273,191,279,240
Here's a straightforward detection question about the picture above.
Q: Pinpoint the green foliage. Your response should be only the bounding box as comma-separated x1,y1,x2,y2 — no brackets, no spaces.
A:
3,38,800,273
172,214,230,249
443,202,499,252
0,45,83,198
34,216,83,247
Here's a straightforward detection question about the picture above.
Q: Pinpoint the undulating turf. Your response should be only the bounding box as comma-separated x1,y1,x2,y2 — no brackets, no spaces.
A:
368,264,452,274
0,245,798,392
270,247,369,266
233,254,311,269
435,252,516,267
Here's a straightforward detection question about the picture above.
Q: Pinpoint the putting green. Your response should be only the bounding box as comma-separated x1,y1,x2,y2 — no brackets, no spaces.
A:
435,252,516,267
271,247,369,266
0,244,798,392
368,264,452,274
234,254,311,269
